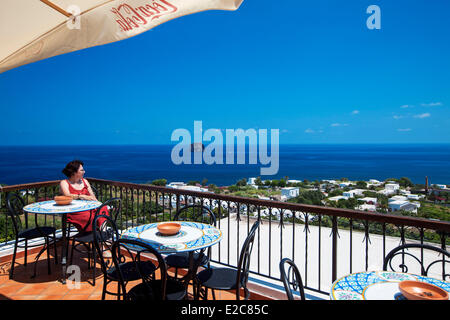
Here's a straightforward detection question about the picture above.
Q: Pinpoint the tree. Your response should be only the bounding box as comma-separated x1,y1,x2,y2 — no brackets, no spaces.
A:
151,179,167,186
289,190,324,206
236,178,247,187
201,178,208,186
399,177,414,188
255,177,263,186
187,181,199,186
356,181,367,189
328,189,343,197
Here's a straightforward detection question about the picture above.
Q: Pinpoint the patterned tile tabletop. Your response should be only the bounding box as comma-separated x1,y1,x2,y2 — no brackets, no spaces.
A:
121,221,222,253
23,200,102,215
330,271,450,300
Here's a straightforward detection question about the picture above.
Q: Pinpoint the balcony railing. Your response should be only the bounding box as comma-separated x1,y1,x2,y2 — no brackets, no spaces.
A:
1,178,449,297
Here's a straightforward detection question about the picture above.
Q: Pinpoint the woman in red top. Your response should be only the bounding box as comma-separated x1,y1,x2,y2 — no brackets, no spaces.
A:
60,160,107,233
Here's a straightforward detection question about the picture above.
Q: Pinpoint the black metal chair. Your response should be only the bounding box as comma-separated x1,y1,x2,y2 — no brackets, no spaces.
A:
92,214,157,300
69,198,121,285
383,243,450,281
279,258,306,300
165,204,217,279
112,238,187,301
6,193,58,279
195,220,260,300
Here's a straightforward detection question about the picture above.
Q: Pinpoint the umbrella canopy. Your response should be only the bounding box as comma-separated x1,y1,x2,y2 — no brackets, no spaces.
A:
0,0,244,74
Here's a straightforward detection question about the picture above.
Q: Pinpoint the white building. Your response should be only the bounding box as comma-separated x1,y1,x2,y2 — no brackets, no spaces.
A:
339,182,353,188
407,194,421,200
359,197,378,205
435,184,447,189
389,200,418,213
328,195,349,202
248,177,257,185
369,179,382,185
169,184,209,193
287,180,302,184
281,187,300,200
389,195,408,202
385,183,400,192
343,189,365,198
358,204,377,212
167,182,186,188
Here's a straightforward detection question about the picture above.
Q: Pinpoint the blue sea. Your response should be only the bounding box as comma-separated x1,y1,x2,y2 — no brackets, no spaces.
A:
0,144,449,186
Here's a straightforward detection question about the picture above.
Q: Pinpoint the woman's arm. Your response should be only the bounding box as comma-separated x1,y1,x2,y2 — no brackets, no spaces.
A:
60,180,73,197
83,179,98,201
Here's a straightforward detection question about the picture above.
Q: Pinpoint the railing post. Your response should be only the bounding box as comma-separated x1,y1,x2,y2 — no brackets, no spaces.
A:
331,215,338,283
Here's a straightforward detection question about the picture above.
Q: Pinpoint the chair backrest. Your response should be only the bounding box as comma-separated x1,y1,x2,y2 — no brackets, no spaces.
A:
112,238,168,300
101,197,121,224
235,220,260,300
174,204,216,226
81,197,121,234
383,243,450,281
92,214,120,278
6,193,27,236
279,258,305,300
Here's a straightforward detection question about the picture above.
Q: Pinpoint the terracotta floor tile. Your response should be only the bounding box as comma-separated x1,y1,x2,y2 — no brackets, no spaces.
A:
0,283,28,295
15,283,50,296
39,283,70,296
11,295,38,300
64,283,97,295
61,294,92,300
35,294,65,300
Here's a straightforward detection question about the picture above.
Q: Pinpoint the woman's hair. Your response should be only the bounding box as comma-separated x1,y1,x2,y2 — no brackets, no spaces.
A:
62,160,84,178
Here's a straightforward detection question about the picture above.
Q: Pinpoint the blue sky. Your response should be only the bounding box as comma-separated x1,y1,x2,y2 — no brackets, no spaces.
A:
1,0,449,145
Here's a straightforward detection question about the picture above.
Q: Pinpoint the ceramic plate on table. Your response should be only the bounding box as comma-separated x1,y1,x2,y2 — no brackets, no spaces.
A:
362,282,401,300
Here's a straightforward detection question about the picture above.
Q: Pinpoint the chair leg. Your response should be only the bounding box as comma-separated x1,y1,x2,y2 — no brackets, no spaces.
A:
87,242,91,270
46,237,51,275
32,244,48,278
24,239,28,266
9,241,18,279
102,277,108,300
92,242,96,286
70,239,76,265
53,232,58,265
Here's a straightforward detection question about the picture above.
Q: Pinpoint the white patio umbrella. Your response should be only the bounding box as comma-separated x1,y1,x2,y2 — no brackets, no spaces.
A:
0,0,244,74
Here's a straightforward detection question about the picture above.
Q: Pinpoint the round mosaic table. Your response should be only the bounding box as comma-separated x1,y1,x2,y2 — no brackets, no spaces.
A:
120,221,222,253
23,199,102,215
23,199,102,284
121,221,222,289
330,271,450,300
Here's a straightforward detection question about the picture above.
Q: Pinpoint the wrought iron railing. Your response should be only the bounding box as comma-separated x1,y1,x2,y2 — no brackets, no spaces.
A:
1,178,449,296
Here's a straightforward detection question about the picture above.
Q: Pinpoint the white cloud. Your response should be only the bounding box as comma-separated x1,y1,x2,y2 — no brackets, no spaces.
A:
400,105,413,109
351,110,360,115
397,128,412,132
305,128,315,133
414,113,431,119
393,115,404,120
331,123,348,127
421,102,442,107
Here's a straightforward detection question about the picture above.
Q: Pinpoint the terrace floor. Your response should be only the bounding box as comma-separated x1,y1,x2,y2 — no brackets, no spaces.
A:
0,244,281,300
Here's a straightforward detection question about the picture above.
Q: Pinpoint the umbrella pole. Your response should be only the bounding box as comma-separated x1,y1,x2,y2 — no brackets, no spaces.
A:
40,0,72,18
